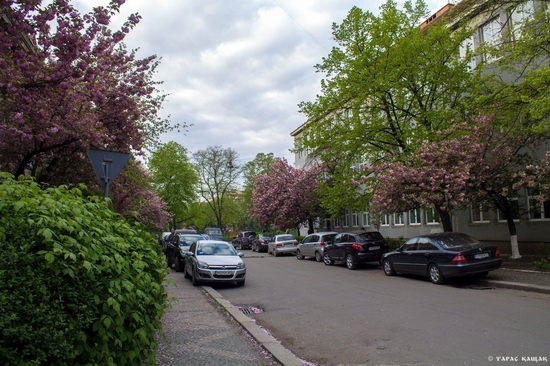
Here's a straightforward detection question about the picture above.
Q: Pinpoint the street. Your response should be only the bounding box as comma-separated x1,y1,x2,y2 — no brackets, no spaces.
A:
215,253,550,366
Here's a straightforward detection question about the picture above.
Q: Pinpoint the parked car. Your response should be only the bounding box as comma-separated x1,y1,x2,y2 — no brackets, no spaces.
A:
296,231,338,262
267,234,299,257
323,231,388,269
184,240,246,286
163,228,198,253
165,233,206,272
232,231,257,250
204,227,223,241
381,232,502,284
252,234,273,252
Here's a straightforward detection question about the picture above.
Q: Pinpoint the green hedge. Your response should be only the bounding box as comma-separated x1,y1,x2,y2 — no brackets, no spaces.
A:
0,174,168,365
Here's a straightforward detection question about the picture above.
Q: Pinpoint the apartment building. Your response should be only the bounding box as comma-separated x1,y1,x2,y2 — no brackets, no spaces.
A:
291,0,549,248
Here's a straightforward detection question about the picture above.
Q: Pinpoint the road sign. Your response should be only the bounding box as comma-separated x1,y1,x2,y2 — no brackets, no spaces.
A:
87,148,131,198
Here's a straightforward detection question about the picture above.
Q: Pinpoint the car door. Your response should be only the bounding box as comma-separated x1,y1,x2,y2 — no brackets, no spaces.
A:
407,237,435,275
185,242,198,275
303,235,318,257
331,233,347,261
391,238,418,273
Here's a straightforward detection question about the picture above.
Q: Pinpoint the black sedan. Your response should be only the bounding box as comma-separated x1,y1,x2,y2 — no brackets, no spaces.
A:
381,232,502,284
165,233,206,272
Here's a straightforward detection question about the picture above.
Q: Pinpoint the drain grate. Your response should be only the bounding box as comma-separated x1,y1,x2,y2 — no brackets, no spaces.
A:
237,305,264,315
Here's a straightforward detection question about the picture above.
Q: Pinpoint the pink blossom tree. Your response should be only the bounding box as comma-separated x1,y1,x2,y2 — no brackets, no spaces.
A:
252,159,321,233
0,0,175,225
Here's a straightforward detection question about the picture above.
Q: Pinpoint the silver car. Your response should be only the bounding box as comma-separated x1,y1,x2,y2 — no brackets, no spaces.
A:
184,240,246,286
296,231,338,262
267,234,299,257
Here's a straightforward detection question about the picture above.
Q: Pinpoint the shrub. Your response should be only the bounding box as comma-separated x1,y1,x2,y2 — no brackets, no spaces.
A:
534,258,550,272
0,174,168,365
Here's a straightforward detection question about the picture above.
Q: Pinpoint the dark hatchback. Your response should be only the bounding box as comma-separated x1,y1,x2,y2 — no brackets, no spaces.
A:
165,233,206,272
323,231,389,269
252,234,272,253
381,232,502,284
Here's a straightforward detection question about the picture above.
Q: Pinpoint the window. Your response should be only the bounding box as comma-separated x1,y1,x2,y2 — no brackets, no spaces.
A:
459,35,476,70
511,0,535,40
380,213,390,227
425,208,440,224
343,212,350,227
528,190,550,220
393,212,405,226
408,208,422,225
352,211,359,227
480,16,505,61
361,211,371,227
471,203,491,223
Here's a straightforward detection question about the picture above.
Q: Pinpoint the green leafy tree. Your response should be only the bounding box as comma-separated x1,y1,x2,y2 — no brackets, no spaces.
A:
193,146,241,229
0,173,167,365
298,0,476,215
148,142,198,230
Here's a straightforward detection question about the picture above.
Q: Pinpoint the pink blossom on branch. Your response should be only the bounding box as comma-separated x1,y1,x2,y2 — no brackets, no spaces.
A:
252,159,322,230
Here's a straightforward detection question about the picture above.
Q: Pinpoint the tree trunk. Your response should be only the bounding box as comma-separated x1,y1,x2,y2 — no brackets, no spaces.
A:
496,196,521,259
437,208,453,232
307,218,314,234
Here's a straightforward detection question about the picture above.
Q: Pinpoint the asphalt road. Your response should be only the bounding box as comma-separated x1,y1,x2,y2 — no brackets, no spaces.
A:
215,253,550,366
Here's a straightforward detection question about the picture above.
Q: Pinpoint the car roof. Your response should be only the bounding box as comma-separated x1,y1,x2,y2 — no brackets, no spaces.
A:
198,240,230,244
308,231,338,235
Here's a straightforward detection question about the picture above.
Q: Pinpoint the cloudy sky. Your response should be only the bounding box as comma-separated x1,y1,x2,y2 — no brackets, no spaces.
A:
74,0,452,167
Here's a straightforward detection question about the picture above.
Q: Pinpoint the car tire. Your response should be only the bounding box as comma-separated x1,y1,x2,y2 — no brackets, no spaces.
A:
273,250,278,257
296,250,304,260
191,268,200,286
323,253,334,265
382,259,396,276
174,259,184,273
345,253,358,270
315,251,322,262
428,264,445,284
184,267,191,279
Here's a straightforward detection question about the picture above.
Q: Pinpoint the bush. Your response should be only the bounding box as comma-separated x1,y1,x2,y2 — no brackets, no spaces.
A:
0,174,168,365
534,258,550,271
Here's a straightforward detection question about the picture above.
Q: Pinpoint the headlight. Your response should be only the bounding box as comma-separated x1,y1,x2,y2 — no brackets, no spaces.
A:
237,262,245,269
197,261,209,269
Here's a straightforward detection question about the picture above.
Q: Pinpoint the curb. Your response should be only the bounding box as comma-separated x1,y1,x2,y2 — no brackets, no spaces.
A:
203,286,305,366
481,280,550,295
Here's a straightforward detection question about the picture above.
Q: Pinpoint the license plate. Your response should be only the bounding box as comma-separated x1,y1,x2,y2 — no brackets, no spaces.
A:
474,253,490,259
215,271,233,275
369,246,381,251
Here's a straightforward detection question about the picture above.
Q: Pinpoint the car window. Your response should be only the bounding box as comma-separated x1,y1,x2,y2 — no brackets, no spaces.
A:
323,234,337,244
357,232,384,242
189,242,197,253
333,234,343,244
277,235,294,241
402,238,418,251
417,238,436,251
434,233,480,248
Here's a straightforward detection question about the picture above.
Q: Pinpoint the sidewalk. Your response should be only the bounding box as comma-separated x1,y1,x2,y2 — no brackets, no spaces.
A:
155,265,550,366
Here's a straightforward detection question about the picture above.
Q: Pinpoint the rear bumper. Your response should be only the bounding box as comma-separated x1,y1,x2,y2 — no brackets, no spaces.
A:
275,247,297,254
439,258,502,278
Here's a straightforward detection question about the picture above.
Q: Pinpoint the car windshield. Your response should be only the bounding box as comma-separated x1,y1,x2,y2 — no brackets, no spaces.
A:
179,235,204,246
277,235,294,241
259,235,272,240
197,243,236,256
433,234,480,248
356,232,384,243
206,228,222,235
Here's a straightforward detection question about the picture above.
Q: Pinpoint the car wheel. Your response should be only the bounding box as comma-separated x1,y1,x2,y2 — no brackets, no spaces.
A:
382,259,396,276
273,250,278,257
345,253,358,270
428,264,445,284
174,259,184,273
184,266,191,279
191,268,200,286
315,251,322,262
296,250,304,260
323,253,334,265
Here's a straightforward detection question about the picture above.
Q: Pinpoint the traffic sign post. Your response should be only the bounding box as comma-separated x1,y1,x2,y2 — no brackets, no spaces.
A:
87,149,131,199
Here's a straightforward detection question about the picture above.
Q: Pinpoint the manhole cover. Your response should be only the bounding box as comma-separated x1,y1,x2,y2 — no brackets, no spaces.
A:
237,305,264,315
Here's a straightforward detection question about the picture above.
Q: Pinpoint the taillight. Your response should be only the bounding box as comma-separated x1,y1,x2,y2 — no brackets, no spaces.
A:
495,248,500,257
276,243,283,247
451,253,467,263
351,243,362,251
319,242,325,247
